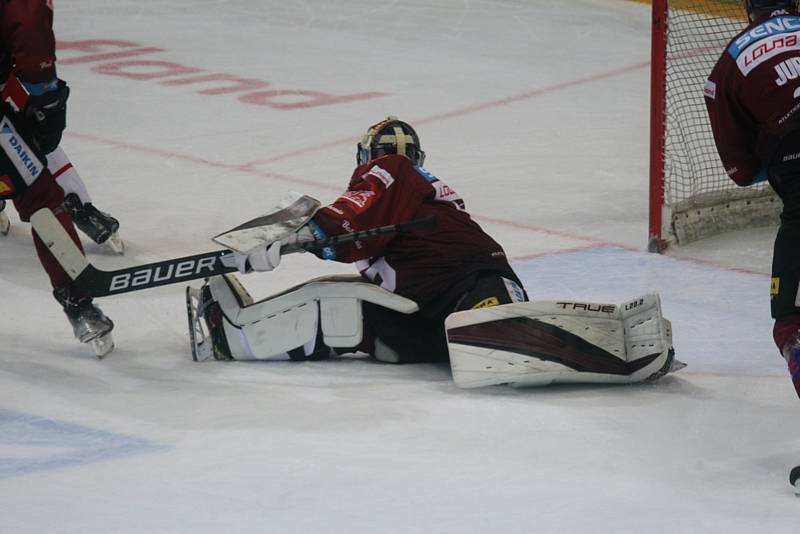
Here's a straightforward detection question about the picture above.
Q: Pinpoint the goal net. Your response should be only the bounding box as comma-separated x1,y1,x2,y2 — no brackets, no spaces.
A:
649,0,781,251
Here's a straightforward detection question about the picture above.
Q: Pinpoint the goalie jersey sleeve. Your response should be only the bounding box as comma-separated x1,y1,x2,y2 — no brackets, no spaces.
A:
310,154,520,312
704,13,800,186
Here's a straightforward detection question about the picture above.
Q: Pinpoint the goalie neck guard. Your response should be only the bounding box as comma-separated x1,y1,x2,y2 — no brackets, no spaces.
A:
357,116,425,166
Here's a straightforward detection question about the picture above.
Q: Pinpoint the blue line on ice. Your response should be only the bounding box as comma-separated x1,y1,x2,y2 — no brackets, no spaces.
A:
0,409,167,479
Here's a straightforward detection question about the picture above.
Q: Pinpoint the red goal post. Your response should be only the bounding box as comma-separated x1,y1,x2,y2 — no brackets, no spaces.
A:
648,0,782,252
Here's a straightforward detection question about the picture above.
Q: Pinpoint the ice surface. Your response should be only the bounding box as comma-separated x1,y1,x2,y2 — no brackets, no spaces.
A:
1,0,797,532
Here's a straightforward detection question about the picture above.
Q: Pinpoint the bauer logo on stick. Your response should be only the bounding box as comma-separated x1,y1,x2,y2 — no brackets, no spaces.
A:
108,257,220,293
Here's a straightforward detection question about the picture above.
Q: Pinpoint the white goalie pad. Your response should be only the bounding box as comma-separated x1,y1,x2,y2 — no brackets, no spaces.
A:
203,274,419,361
446,294,681,389
0,209,9,236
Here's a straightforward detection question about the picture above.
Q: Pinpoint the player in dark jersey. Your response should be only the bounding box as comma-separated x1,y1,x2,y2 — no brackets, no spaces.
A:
0,0,114,353
705,0,800,398
217,117,528,363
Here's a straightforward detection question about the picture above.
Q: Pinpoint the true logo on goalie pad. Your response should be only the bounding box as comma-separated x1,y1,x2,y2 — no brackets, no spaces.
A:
555,301,616,314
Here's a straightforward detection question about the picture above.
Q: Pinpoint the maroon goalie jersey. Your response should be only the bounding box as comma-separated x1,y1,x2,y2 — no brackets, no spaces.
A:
705,11,800,186
309,154,521,312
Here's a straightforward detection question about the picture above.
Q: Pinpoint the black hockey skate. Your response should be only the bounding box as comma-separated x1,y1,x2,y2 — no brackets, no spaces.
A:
0,199,10,236
186,283,232,361
54,286,115,358
63,193,124,253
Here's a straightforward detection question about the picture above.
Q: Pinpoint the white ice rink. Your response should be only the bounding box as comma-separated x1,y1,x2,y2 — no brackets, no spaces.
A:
1,0,798,532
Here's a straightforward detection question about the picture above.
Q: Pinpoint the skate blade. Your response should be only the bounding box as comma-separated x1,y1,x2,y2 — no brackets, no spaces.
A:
91,332,115,359
0,212,9,236
669,358,687,373
104,232,125,255
186,285,214,362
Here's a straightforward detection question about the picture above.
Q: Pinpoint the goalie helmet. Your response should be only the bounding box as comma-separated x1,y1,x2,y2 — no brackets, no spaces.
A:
357,116,426,167
744,0,798,18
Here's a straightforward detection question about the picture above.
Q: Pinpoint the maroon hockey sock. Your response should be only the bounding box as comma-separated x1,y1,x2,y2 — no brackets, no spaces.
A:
788,349,800,400
774,317,800,399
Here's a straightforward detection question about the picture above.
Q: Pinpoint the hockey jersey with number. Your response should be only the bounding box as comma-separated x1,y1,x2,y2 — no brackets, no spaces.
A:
705,10,800,186
0,0,57,85
310,154,521,315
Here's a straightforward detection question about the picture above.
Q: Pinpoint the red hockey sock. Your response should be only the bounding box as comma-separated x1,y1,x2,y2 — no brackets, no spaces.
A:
787,349,800,399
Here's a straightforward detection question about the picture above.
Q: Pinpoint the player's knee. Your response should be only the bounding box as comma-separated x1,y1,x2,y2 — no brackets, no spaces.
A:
13,170,62,221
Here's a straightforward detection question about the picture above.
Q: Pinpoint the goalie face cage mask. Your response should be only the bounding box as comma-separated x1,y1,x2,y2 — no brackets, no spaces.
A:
356,116,426,167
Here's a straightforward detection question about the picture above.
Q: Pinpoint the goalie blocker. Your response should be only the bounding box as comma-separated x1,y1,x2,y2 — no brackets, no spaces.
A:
188,275,681,388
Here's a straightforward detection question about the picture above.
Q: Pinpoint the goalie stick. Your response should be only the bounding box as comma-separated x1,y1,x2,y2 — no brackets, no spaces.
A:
30,207,436,298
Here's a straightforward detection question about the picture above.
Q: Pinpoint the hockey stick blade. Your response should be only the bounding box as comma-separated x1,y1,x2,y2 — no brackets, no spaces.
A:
31,208,436,297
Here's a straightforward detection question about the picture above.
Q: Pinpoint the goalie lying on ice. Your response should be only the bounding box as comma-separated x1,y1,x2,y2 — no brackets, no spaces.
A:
187,275,679,388
186,116,681,387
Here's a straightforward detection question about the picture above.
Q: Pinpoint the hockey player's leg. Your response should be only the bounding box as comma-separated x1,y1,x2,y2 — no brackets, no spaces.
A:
357,273,527,365
16,172,114,356
52,284,114,356
773,317,800,399
361,302,449,363
48,147,123,252
0,199,9,235
186,282,233,361
770,222,800,398
188,275,328,362
446,294,677,388
188,275,419,362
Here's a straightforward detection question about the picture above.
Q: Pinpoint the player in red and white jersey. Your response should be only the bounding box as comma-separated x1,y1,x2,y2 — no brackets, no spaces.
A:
705,0,800,397
0,1,121,248
0,0,114,353
226,117,528,363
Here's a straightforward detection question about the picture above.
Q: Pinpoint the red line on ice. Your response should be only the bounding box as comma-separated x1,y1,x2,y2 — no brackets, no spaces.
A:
244,61,650,166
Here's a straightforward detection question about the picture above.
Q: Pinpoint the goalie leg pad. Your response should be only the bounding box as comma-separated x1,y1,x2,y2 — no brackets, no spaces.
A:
0,200,9,235
445,294,678,388
189,274,419,361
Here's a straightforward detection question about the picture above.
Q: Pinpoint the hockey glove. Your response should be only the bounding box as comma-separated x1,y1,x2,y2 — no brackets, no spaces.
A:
235,241,283,273
24,79,70,154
